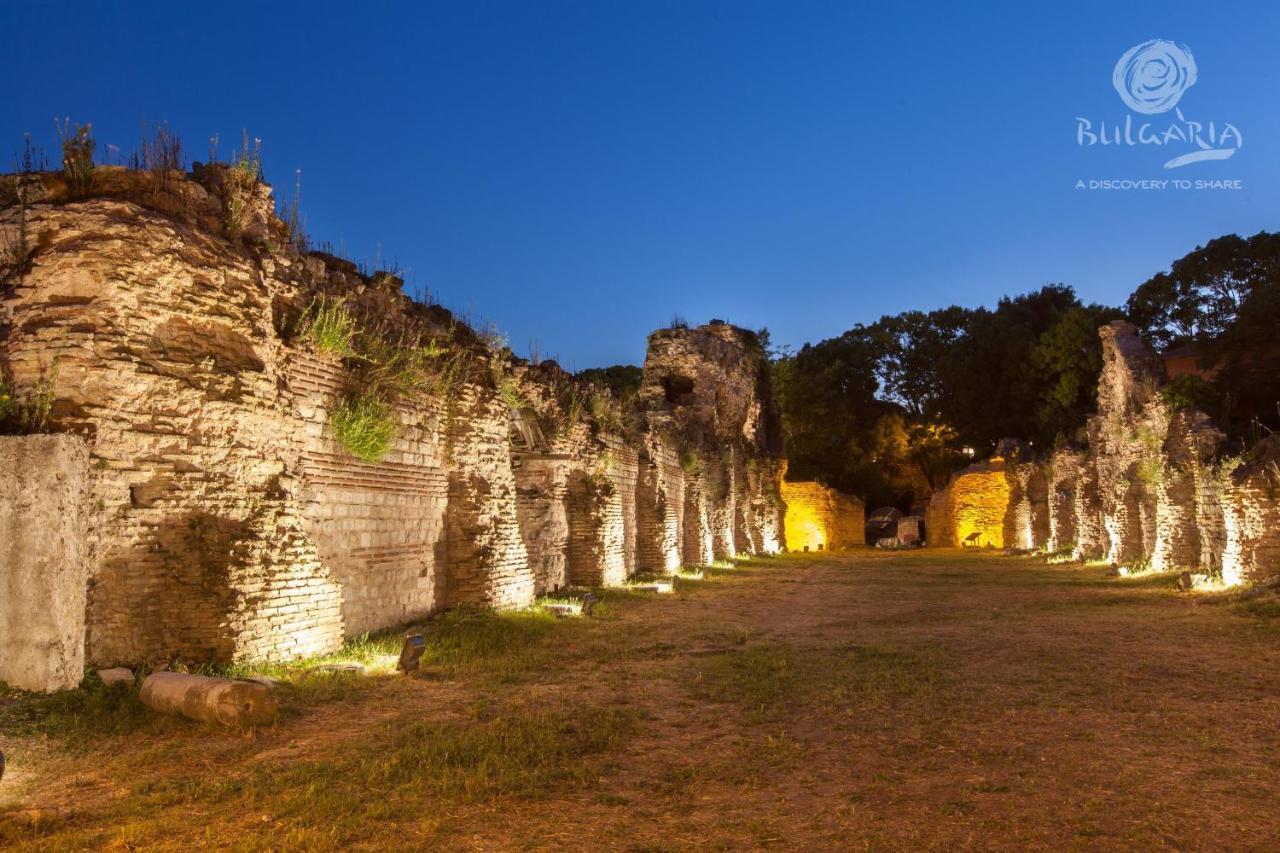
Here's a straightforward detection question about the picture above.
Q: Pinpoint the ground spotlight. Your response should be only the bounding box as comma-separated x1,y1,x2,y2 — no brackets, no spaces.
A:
397,633,426,673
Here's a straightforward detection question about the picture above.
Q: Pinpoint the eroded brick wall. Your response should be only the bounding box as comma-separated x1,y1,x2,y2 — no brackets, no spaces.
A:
926,322,1275,585
288,352,447,638
636,436,685,572
1222,436,1280,585
781,479,864,551
0,174,788,673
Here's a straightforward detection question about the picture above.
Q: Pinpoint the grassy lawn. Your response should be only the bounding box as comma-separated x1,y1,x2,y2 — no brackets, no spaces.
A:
4,550,1280,850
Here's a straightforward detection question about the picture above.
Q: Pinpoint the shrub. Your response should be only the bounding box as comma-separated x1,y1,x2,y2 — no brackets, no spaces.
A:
355,329,446,398
0,187,30,287
586,388,623,433
498,379,527,410
0,369,57,434
284,168,307,250
135,121,184,195
1161,374,1216,413
55,118,94,197
1136,457,1163,487
301,295,357,357
330,392,397,462
425,346,473,402
223,131,261,237
680,448,703,476
669,314,689,330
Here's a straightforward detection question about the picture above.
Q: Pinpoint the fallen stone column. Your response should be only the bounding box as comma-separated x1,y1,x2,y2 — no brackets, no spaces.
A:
139,672,279,727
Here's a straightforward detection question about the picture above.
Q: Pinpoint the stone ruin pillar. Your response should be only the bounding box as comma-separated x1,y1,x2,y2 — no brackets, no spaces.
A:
635,435,685,573
512,456,571,594
1150,410,1224,573
1004,456,1050,551
681,472,714,566
443,389,535,608
1222,436,1280,586
1046,447,1081,554
1089,322,1165,566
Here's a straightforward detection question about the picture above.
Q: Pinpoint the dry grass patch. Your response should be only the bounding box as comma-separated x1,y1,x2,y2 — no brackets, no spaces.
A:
9,550,1280,850
686,641,942,721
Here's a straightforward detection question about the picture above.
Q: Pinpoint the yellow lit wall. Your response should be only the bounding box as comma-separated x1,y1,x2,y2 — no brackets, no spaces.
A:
782,481,865,551
948,461,1011,548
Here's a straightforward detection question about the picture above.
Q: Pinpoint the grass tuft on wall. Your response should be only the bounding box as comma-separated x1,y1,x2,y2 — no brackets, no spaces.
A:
330,392,397,462
301,295,358,357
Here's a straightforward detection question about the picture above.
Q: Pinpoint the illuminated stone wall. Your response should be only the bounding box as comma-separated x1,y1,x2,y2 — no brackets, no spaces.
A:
287,351,446,639
925,321,1279,586
564,437,639,588
513,455,570,594
1004,457,1050,551
636,436,685,572
742,457,787,554
781,479,864,551
639,322,787,560
0,172,786,676
939,460,1012,548
681,473,715,566
1046,447,1083,553
1222,436,1280,586
924,490,953,548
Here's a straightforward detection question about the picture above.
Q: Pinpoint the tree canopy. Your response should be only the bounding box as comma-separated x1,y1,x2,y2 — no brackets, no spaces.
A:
775,285,1121,510
776,230,1280,509
1127,231,1280,437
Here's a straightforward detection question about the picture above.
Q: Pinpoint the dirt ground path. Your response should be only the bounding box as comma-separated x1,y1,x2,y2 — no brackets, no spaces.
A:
6,550,1280,851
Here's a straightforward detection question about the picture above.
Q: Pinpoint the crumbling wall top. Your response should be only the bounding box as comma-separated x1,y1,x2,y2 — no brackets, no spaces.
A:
1097,320,1164,419
639,321,781,455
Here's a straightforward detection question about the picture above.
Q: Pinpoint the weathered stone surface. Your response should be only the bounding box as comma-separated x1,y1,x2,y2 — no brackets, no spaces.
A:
0,171,788,674
97,667,135,688
1046,446,1082,554
926,321,1271,586
1005,456,1050,551
0,435,92,692
139,671,279,727
639,322,786,560
1222,436,1280,586
781,478,864,551
930,457,1011,548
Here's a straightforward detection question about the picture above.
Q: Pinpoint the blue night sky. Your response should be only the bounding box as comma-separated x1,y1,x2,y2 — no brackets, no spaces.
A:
5,1,1278,369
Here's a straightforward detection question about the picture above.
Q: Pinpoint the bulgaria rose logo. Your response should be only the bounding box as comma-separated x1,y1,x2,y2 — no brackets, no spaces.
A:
1112,39,1197,115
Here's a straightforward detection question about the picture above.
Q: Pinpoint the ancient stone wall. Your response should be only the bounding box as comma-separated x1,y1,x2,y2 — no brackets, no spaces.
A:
513,455,570,594
1046,447,1082,554
924,489,953,548
780,479,864,551
681,472,715,566
0,170,787,680
287,351,447,639
933,459,1011,548
1004,458,1050,551
636,435,685,572
0,435,93,691
925,321,1277,586
742,457,787,554
639,321,786,559
1222,436,1280,585
564,436,639,587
